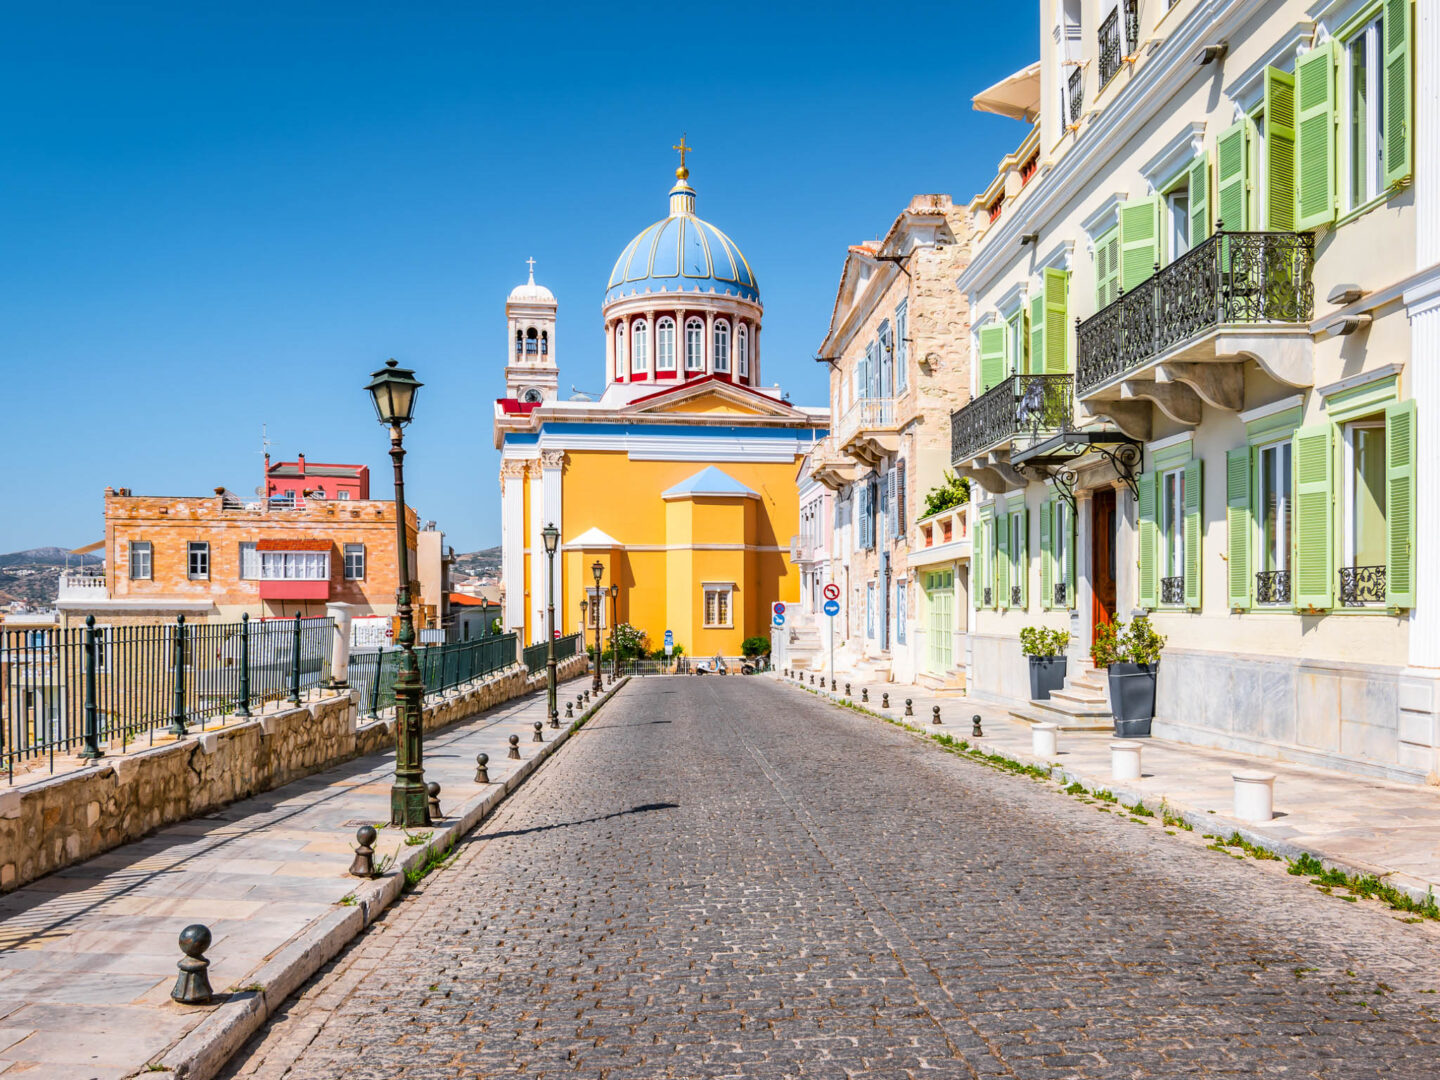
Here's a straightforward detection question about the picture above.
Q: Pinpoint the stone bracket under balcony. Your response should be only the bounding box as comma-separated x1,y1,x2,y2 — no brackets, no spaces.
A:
841,429,900,469
955,449,1028,495
812,457,859,491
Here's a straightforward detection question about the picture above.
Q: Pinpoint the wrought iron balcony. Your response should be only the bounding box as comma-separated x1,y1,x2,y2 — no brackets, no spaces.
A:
1255,570,1290,605
1098,7,1122,85
1053,582,1068,607
983,587,993,607
1160,576,1185,605
1339,565,1386,606
1068,67,1082,124
1010,586,1022,607
1075,229,1315,397
950,374,1074,466
1124,0,1139,53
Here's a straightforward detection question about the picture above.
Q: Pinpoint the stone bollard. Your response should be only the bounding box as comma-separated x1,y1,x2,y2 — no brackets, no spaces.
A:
905,698,913,716
1233,770,1276,822
810,674,815,685
1032,722,1059,759
971,714,984,737
171,924,213,1005
882,693,889,709
845,683,851,698
932,706,942,726
565,702,574,719
349,825,377,878
830,679,836,691
861,688,869,703
508,734,520,759
1110,741,1143,781
474,752,490,784
533,721,545,742
427,782,442,820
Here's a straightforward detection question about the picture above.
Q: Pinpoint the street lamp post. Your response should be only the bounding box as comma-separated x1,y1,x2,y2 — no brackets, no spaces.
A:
608,583,619,682
579,597,589,686
590,561,604,693
365,359,429,828
542,523,560,727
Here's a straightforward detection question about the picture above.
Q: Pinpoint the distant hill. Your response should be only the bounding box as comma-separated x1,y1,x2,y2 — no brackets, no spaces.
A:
0,547,102,608
453,545,502,580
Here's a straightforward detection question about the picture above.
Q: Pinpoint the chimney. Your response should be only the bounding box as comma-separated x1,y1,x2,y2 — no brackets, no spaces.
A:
297,452,306,475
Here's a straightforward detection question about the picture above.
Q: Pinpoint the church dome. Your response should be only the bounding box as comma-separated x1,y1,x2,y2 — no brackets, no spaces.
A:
508,261,555,304
605,175,759,305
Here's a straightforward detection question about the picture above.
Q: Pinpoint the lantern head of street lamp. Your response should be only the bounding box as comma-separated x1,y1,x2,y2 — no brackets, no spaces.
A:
591,560,604,587
365,359,423,427
609,583,618,599
541,522,560,556
580,598,588,618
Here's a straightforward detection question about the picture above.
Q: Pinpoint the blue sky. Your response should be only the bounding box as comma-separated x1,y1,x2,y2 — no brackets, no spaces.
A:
1,1,1038,553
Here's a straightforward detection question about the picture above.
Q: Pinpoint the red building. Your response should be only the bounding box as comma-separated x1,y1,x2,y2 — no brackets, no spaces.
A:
265,454,369,503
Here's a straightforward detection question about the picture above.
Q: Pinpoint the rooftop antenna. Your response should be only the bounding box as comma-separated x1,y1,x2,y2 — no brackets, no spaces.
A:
258,424,272,510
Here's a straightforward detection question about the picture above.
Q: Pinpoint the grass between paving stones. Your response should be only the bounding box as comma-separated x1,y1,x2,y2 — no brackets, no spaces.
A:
792,678,1440,926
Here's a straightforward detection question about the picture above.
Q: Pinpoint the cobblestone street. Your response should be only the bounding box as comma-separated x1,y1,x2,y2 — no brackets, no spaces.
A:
226,678,1440,1079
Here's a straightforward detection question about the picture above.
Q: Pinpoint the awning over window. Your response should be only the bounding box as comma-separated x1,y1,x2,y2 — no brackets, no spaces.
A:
972,62,1042,122
256,539,333,551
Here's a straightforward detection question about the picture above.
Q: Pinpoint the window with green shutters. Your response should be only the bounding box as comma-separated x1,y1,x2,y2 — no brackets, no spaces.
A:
1029,293,1044,375
1382,0,1412,188
974,506,994,609
1041,267,1069,373
978,324,1007,394
1006,308,1025,377
1183,458,1203,609
1296,41,1336,228
1263,67,1297,231
1215,118,1251,230
995,508,1010,610
1009,504,1029,610
1094,226,1119,308
1040,497,1076,610
1384,399,1416,607
1291,423,1334,611
1137,444,1201,610
1118,195,1162,291
1187,151,1211,243
1137,472,1158,608
1226,448,1253,610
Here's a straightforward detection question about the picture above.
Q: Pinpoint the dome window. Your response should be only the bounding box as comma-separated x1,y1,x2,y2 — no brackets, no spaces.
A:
632,321,649,372
656,318,676,370
737,324,749,380
713,320,730,374
615,324,627,378
684,318,705,371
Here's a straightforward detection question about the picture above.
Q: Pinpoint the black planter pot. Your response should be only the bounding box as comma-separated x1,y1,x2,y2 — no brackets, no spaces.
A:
1027,655,1068,701
1107,661,1158,737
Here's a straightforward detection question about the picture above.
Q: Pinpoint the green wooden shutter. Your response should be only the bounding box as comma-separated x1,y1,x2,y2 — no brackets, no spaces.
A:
1263,67,1297,231
1383,0,1412,188
1385,399,1416,607
1295,41,1336,230
1095,226,1119,307
1183,458,1203,609
978,325,1006,393
974,508,989,608
1065,505,1077,609
1187,151,1210,243
1292,423,1334,611
1042,267,1070,373
995,510,1010,609
1029,292,1045,376
1039,498,1053,610
1014,508,1029,609
1215,119,1250,230
1226,447,1252,611
1118,195,1161,290
1137,471,1157,608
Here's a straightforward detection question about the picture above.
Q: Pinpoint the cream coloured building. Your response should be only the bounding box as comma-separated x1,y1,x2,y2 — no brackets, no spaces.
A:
950,0,1437,781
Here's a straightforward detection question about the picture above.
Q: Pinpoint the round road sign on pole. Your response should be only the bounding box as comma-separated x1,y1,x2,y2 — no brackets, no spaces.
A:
823,599,841,617
822,583,840,602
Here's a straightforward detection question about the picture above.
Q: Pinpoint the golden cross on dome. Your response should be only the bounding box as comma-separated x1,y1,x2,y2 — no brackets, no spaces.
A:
672,133,693,179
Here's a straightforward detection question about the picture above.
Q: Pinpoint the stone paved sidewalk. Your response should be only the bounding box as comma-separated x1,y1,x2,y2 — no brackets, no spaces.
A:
776,670,1440,903
0,670,617,1079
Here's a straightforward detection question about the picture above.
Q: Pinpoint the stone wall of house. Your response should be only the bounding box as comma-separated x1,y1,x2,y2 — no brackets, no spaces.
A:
0,653,589,892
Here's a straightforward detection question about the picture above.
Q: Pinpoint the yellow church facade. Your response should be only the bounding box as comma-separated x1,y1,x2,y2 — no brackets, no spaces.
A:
494,157,828,658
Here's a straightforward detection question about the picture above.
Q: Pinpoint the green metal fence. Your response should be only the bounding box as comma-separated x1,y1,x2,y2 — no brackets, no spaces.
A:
521,633,582,674
350,632,520,719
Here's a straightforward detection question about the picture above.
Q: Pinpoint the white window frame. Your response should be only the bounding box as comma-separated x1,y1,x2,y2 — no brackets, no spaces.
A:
1159,466,1186,589
187,541,210,581
1341,418,1387,572
1054,499,1070,602
736,324,748,378
343,543,366,581
684,318,705,370
713,320,730,373
702,583,733,629
239,541,260,580
632,320,649,372
896,579,907,645
1344,13,1386,211
894,301,908,391
128,540,152,581
656,317,676,370
1256,439,1292,587
259,550,331,581
865,582,875,638
1166,187,1190,260
614,324,626,377
586,586,609,629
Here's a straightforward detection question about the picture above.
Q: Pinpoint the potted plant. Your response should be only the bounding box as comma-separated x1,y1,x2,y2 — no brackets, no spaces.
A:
1091,616,1166,737
1020,626,1070,701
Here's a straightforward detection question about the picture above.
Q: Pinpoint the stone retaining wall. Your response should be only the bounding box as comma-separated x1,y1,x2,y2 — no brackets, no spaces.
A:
0,654,589,892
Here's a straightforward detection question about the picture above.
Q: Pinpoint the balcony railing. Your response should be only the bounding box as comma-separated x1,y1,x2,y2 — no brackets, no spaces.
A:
1053,582,1068,607
1255,570,1290,605
1098,7,1122,85
1068,66,1082,124
835,397,895,446
1125,0,1139,53
1075,229,1315,397
1160,576,1185,605
950,374,1074,465
1339,565,1386,606
57,570,108,601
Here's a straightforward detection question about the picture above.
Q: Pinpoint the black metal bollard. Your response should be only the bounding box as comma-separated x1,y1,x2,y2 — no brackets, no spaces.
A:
168,614,188,736
427,782,442,819
349,825,377,877
288,611,303,705
972,714,984,737
584,689,591,703
171,924,213,1004
932,706,942,725
905,698,913,717
565,702,574,719
845,682,851,697
831,679,836,691
474,752,490,784
81,615,103,760
882,693,889,709
508,733,520,759
533,721,544,742
861,688,869,703
236,611,253,718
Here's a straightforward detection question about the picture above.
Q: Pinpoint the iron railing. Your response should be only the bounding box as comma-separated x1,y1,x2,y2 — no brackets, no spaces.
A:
983,587,994,607
1339,565,1386,606
1076,229,1315,396
520,632,581,676
1098,7,1122,84
1010,586,1023,607
951,373,1074,465
1160,576,1185,605
1124,0,1139,53
1,616,332,781
1255,570,1291,605
352,632,522,718
1054,582,1068,607
1068,66,1083,124
835,397,896,445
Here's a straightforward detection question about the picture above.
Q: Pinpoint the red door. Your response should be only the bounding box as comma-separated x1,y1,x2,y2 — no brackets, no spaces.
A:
1091,488,1117,640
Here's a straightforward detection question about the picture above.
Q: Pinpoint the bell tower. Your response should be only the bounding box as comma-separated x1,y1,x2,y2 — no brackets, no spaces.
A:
505,257,559,403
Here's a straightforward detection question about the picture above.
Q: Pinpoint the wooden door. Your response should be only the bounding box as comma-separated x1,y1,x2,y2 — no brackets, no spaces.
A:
1092,488,1117,634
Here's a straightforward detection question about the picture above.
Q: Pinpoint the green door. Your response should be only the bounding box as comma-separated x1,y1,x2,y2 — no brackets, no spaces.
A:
926,570,954,675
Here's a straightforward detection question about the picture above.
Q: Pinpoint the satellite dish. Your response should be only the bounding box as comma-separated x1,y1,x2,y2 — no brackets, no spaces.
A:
254,486,265,496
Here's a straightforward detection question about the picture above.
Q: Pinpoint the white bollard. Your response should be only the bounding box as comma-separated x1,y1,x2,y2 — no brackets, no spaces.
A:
326,602,355,688
1110,740,1143,781
1031,722,1059,758
1232,770,1276,822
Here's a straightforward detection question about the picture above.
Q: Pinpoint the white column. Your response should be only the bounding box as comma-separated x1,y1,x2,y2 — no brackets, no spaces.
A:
643,310,655,380
528,464,545,644
604,319,615,382
704,309,715,375
676,308,688,379
326,602,354,685
752,321,761,384
501,463,526,633
540,450,565,640
1113,480,1137,617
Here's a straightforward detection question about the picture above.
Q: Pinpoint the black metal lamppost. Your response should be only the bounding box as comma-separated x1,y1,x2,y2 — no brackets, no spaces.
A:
579,596,589,682
608,583,619,681
542,522,560,727
365,358,429,828
590,561,604,693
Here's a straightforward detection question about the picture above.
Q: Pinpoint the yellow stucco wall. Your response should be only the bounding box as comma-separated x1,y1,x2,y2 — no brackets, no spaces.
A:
527,450,802,656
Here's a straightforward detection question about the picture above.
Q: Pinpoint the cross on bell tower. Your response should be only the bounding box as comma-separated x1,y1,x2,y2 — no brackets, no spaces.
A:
504,257,559,404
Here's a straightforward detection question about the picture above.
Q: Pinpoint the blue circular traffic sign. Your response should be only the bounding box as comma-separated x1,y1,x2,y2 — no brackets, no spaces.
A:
823,599,840,617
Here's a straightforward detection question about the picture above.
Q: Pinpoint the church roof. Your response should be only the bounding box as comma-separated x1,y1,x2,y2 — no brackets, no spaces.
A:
661,466,759,500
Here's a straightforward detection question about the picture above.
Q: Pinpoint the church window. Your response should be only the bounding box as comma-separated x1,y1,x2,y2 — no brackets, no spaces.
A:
539,330,548,355
514,330,523,356
657,318,676,370
615,324,626,377
632,321,649,372
713,321,730,373
737,324,749,379
703,584,733,628
685,318,704,370
525,327,538,355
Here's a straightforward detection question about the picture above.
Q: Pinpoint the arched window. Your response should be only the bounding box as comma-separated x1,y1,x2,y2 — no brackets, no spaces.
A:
656,317,676,370
713,320,730,373
615,324,626,378
525,327,538,354
684,318,704,371
540,330,548,355
632,320,649,372
737,324,749,379
514,330,523,356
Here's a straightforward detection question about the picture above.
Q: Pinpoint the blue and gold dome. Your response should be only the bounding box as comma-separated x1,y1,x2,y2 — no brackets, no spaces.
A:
605,172,759,304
